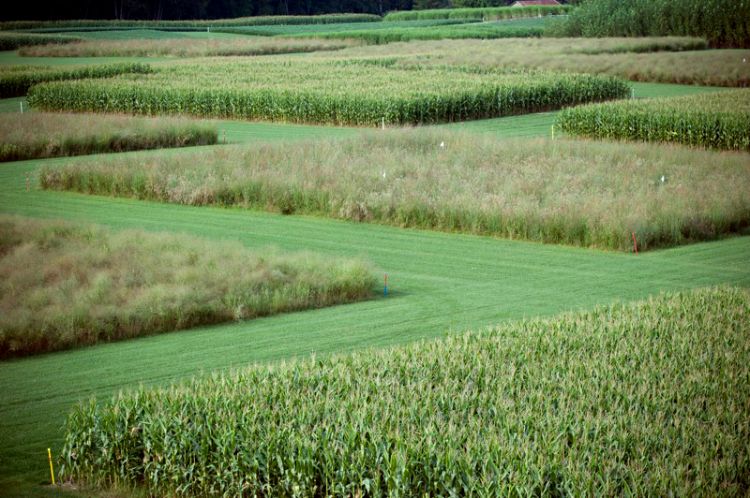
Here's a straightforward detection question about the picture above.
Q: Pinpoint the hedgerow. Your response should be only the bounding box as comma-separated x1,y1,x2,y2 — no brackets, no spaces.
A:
59,286,750,497
557,89,750,151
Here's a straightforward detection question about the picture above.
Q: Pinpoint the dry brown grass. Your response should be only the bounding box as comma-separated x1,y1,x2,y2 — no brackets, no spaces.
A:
18,37,362,57
0,216,375,358
326,38,750,87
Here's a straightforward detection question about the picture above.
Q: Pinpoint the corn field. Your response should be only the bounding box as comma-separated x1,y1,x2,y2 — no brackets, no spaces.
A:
383,5,572,21
557,89,750,151
26,60,629,126
0,62,151,98
59,286,750,497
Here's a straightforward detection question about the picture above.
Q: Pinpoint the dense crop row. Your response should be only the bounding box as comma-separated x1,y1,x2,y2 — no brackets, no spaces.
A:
311,18,545,43
384,4,571,21
0,62,150,98
0,32,80,50
0,215,374,358
551,0,750,48
39,131,750,251
0,14,380,31
214,18,471,36
59,286,750,496
26,60,628,125
557,89,750,151
0,113,217,161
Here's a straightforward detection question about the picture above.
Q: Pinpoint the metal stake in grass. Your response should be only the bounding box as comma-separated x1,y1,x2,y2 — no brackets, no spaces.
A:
47,448,55,485
632,232,639,255
20,101,23,113
384,273,388,296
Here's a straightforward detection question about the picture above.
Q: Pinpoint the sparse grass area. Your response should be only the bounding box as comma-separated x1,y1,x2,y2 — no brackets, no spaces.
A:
26,59,628,125
60,286,750,497
40,131,750,251
330,38,749,87
0,112,217,161
558,89,750,151
0,62,150,97
18,37,361,57
0,215,375,358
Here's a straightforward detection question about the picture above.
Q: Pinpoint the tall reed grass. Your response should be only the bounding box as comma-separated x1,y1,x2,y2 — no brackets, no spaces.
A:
0,216,375,358
0,32,80,50
384,4,572,21
0,113,217,161
60,286,750,497
39,131,750,251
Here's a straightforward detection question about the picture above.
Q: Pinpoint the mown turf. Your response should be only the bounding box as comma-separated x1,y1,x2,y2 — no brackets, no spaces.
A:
0,80,744,497
0,144,749,497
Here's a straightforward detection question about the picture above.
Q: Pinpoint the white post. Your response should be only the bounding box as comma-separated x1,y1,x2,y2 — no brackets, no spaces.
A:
381,117,385,130
20,101,23,113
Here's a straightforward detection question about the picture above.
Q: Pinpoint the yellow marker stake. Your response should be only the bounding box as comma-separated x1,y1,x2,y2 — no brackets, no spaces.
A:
551,124,555,140
47,448,55,485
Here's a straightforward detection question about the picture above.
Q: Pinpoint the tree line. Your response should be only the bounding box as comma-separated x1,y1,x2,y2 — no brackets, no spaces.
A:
2,0,550,21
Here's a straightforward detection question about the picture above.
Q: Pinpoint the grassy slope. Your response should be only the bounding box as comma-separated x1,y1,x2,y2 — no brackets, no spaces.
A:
0,81,744,497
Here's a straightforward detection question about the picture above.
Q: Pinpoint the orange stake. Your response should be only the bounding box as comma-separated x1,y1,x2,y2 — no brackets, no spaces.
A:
632,232,639,255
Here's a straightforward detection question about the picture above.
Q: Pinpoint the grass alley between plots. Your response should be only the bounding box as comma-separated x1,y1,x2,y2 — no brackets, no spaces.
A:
60,286,750,497
0,112,217,161
0,215,375,358
39,131,750,252
557,89,750,151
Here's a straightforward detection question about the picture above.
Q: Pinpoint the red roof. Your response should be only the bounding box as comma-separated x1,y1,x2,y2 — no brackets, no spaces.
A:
512,0,561,6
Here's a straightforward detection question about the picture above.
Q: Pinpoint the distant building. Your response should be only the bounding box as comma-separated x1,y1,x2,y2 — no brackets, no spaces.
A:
511,0,561,6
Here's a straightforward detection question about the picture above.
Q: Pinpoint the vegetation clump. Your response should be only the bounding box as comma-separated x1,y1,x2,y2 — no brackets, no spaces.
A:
40,131,750,251
60,286,750,497
0,32,80,50
0,113,217,161
557,89,750,151
384,4,572,21
0,216,375,358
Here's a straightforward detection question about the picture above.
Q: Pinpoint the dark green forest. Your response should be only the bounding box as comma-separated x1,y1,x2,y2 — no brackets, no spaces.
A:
2,0,540,20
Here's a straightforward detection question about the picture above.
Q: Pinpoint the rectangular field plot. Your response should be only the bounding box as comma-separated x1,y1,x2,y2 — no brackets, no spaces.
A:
40,131,750,251
558,89,750,151
60,287,750,497
26,59,629,125
0,215,374,358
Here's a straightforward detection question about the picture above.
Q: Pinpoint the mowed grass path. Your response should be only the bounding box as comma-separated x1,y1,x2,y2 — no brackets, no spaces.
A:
0,81,745,497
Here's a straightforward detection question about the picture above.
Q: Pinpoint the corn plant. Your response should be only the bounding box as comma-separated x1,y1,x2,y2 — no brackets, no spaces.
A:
557,89,750,151
27,59,629,126
59,287,750,497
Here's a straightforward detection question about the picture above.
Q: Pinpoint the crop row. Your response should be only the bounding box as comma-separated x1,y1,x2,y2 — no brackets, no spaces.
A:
557,89,750,151
26,60,629,125
39,131,750,251
59,286,750,497
384,4,572,21
0,62,151,98
0,13,380,31
310,19,545,44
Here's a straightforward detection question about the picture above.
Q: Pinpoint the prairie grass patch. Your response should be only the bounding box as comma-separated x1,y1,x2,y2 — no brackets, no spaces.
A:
0,112,217,161
0,216,375,358
60,286,750,497
40,131,750,251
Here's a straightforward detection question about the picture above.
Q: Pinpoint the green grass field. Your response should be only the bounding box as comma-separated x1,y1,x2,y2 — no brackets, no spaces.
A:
0,72,746,497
